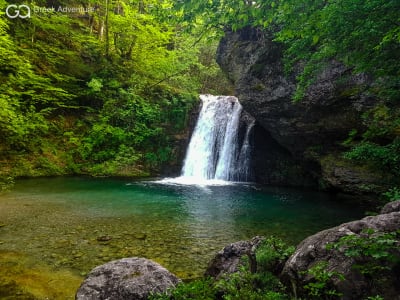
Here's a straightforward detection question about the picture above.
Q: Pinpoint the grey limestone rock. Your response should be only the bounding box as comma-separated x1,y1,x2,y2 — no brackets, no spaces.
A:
76,257,180,300
381,200,400,214
205,236,264,279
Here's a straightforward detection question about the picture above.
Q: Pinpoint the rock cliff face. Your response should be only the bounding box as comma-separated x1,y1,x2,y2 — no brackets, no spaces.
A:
217,27,390,195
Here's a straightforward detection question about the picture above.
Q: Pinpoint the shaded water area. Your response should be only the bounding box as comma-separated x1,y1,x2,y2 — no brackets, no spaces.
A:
0,177,365,299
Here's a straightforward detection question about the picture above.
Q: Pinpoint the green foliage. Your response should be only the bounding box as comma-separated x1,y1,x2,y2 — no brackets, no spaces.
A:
382,187,400,202
150,237,292,300
84,145,143,176
87,78,103,93
176,0,400,101
303,262,344,299
331,229,399,263
327,228,400,280
256,237,295,274
343,104,400,178
78,87,193,171
342,129,359,147
0,176,14,192
145,147,173,169
325,229,400,298
150,269,289,300
366,296,384,300
216,268,288,300
360,105,400,141
344,138,400,176
273,0,400,101
1,0,229,178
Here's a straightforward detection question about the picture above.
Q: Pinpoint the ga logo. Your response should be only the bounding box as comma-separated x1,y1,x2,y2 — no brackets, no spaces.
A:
6,4,31,19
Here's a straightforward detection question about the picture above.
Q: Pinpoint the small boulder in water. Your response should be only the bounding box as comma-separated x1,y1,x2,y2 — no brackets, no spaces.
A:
76,257,180,300
134,232,147,240
96,235,112,242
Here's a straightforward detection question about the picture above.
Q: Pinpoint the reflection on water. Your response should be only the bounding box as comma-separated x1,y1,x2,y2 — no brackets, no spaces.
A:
0,177,365,298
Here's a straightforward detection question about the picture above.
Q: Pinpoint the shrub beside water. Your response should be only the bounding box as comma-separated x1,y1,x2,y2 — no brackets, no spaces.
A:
149,237,293,300
150,230,399,300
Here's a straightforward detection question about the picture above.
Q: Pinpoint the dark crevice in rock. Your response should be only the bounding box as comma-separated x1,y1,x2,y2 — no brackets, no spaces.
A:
252,123,317,187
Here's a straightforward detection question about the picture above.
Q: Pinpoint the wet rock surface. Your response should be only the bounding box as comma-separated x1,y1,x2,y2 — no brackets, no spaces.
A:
76,257,180,300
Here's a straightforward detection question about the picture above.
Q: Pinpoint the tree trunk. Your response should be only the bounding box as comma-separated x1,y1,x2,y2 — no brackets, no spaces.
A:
105,0,110,58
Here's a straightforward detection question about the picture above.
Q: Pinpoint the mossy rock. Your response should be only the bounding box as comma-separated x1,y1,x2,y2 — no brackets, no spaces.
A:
319,154,392,195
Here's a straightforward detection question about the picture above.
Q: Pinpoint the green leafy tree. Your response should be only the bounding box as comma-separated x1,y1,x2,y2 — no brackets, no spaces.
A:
174,0,400,100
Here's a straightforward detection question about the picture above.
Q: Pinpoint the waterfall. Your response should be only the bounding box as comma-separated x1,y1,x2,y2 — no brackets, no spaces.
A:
181,94,253,182
236,119,255,182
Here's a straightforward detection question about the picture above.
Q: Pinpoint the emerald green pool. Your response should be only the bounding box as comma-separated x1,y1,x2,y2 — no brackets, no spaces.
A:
0,177,364,299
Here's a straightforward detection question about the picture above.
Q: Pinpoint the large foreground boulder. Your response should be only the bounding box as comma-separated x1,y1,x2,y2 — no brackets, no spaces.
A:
76,257,180,300
205,236,264,279
281,201,400,299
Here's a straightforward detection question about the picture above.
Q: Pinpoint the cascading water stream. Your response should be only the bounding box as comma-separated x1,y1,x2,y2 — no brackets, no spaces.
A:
236,119,255,182
179,94,254,183
214,98,242,180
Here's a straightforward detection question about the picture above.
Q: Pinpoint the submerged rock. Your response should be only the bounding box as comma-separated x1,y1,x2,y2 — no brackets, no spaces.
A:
76,257,180,300
205,236,264,279
281,201,400,299
96,235,112,242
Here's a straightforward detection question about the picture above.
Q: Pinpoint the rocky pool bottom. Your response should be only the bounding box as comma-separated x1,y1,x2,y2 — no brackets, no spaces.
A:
0,177,365,299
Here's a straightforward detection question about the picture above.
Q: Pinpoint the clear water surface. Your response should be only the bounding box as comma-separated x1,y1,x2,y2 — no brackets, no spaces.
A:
0,177,365,299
